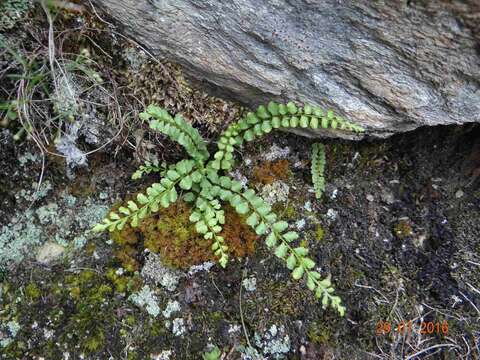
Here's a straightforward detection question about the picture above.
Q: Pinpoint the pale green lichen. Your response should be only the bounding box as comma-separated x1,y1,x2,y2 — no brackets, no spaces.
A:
0,320,21,348
18,152,39,166
259,181,290,205
141,253,181,292
254,324,291,359
0,211,44,265
1,184,109,266
16,181,52,203
151,350,173,360
162,300,181,319
129,285,160,317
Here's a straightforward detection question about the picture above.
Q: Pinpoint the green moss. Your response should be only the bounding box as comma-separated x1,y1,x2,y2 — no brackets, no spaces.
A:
307,321,332,345
283,204,297,220
24,283,41,301
315,225,325,242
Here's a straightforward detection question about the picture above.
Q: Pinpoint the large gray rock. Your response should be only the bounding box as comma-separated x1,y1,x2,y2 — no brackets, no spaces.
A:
92,0,480,138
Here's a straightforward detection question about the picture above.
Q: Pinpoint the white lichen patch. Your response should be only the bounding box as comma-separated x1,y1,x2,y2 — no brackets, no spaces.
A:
326,208,338,221
129,285,160,317
303,201,312,212
150,350,173,360
263,144,291,161
171,318,186,336
295,219,306,230
141,253,181,292
254,324,291,359
0,210,44,266
229,169,248,188
260,181,289,205
242,276,257,292
188,261,215,276
162,300,181,319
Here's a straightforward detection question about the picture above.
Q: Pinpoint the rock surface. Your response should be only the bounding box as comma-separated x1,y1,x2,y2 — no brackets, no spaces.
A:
91,0,480,137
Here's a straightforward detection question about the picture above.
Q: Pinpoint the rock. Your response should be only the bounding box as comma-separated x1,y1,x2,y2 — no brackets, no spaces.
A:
35,242,65,265
91,0,480,138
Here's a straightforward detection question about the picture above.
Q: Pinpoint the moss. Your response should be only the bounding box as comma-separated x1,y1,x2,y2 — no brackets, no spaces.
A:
307,321,332,345
24,283,41,301
251,279,308,319
315,225,325,242
110,200,257,269
105,267,139,293
0,263,148,359
393,220,413,240
252,160,291,185
85,241,96,256
273,203,297,220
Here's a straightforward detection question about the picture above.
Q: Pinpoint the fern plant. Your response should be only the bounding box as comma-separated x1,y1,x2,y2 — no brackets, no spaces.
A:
311,143,326,199
93,102,364,316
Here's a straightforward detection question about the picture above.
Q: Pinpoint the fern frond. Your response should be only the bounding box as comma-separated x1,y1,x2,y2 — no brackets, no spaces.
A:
207,175,346,316
211,101,364,171
131,160,167,180
140,105,210,163
92,159,199,232
311,143,326,199
188,192,229,267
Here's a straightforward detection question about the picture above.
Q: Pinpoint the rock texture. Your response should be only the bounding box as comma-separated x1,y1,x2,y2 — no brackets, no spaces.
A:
91,0,480,137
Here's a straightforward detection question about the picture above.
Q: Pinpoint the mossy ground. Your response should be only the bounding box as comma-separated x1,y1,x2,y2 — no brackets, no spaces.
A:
0,4,479,360
110,199,257,271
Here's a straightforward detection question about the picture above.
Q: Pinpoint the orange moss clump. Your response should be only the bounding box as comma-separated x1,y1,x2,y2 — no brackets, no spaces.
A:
253,159,290,185
110,200,258,270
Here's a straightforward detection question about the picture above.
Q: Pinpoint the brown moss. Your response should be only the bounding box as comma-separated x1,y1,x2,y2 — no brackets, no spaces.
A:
252,159,290,185
110,200,258,270
222,205,257,258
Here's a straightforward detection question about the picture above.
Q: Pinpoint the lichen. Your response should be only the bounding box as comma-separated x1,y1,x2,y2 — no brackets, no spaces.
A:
242,276,257,292
254,324,291,359
263,144,291,161
141,253,181,292
1,181,108,267
0,321,20,348
162,300,181,319
171,318,186,337
259,181,290,205
129,285,160,317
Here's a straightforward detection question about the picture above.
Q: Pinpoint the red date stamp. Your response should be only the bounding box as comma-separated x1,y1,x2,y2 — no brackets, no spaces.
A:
376,320,449,336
